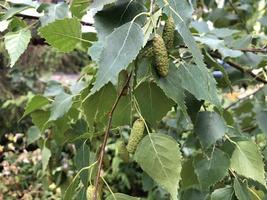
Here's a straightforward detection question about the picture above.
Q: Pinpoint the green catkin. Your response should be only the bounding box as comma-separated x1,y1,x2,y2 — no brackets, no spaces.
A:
153,34,169,77
126,119,145,154
117,140,129,162
162,17,175,50
86,185,101,200
138,42,154,58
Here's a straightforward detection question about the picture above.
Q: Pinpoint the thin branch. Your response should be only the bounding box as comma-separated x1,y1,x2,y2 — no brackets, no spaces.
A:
235,47,267,53
228,0,249,33
210,53,267,84
225,85,265,110
0,3,8,10
93,72,133,200
7,12,93,26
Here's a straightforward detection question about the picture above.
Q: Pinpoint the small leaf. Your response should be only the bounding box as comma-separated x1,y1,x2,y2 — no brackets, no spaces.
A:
230,140,266,186
91,22,143,93
39,18,81,52
31,110,50,132
256,110,267,134
106,193,140,200
23,95,49,118
26,126,41,144
135,133,182,200
70,0,91,19
194,111,227,148
42,144,51,172
180,158,199,190
134,82,174,127
74,143,90,186
211,186,234,200
233,178,253,200
194,149,230,190
49,92,73,121
4,29,31,67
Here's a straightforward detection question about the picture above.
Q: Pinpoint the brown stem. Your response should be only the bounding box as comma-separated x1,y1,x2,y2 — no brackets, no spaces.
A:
210,53,267,84
4,12,93,26
93,72,132,200
225,85,264,110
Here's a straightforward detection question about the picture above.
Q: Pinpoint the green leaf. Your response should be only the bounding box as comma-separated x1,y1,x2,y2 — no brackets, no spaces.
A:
52,115,72,145
76,187,87,200
135,133,182,200
82,83,131,130
180,158,199,190
74,143,90,186
83,83,116,128
88,41,104,62
40,3,69,26
91,22,143,93
177,63,220,107
1,5,32,20
39,18,81,52
134,82,174,127
4,29,31,67
154,62,186,115
234,178,253,200
31,110,50,132
70,0,91,19
256,110,267,134
26,126,41,144
49,92,73,121
106,193,140,200
194,149,230,190
230,140,266,186
211,186,234,200
42,144,51,172
194,112,227,148
63,177,80,200
90,0,117,14
22,95,49,118
93,2,145,40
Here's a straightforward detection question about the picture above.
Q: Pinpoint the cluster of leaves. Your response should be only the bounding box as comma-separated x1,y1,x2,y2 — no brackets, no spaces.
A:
1,0,267,199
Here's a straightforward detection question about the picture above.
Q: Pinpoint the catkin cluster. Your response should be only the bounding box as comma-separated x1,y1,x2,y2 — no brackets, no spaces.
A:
153,34,169,77
163,17,175,50
138,16,175,77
